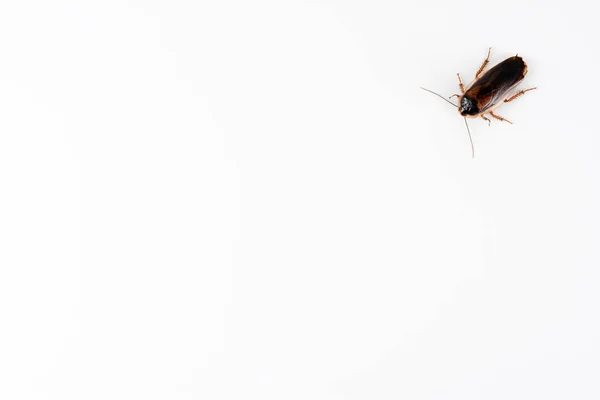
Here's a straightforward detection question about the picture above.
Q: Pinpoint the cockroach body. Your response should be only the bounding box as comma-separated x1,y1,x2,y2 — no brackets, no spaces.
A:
421,48,536,157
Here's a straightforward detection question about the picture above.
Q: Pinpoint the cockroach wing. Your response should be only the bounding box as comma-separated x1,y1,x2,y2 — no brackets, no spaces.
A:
466,56,528,113
478,81,522,112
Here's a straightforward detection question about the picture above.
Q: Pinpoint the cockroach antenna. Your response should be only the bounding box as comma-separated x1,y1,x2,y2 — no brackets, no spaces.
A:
419,87,457,108
463,116,474,159
420,87,475,158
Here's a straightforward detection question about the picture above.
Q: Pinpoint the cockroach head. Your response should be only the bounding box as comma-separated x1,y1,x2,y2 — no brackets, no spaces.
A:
459,95,479,117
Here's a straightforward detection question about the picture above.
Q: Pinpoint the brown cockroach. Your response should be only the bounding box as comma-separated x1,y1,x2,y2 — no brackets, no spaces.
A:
421,48,536,157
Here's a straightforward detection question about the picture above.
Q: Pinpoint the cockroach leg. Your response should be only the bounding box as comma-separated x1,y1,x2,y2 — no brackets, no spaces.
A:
449,93,461,99
504,87,537,103
481,114,491,126
456,73,465,94
490,111,512,124
475,47,492,78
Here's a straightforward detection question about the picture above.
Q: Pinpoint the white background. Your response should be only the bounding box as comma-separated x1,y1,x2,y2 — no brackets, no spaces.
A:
1,1,599,399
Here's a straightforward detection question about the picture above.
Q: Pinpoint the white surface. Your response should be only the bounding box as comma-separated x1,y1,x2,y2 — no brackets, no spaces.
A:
1,1,599,399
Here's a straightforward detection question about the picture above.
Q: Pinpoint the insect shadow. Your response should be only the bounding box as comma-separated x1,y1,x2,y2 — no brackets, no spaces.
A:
421,48,536,158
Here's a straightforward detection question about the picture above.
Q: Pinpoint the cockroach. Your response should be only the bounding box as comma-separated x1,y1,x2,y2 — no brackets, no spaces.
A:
421,48,536,158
